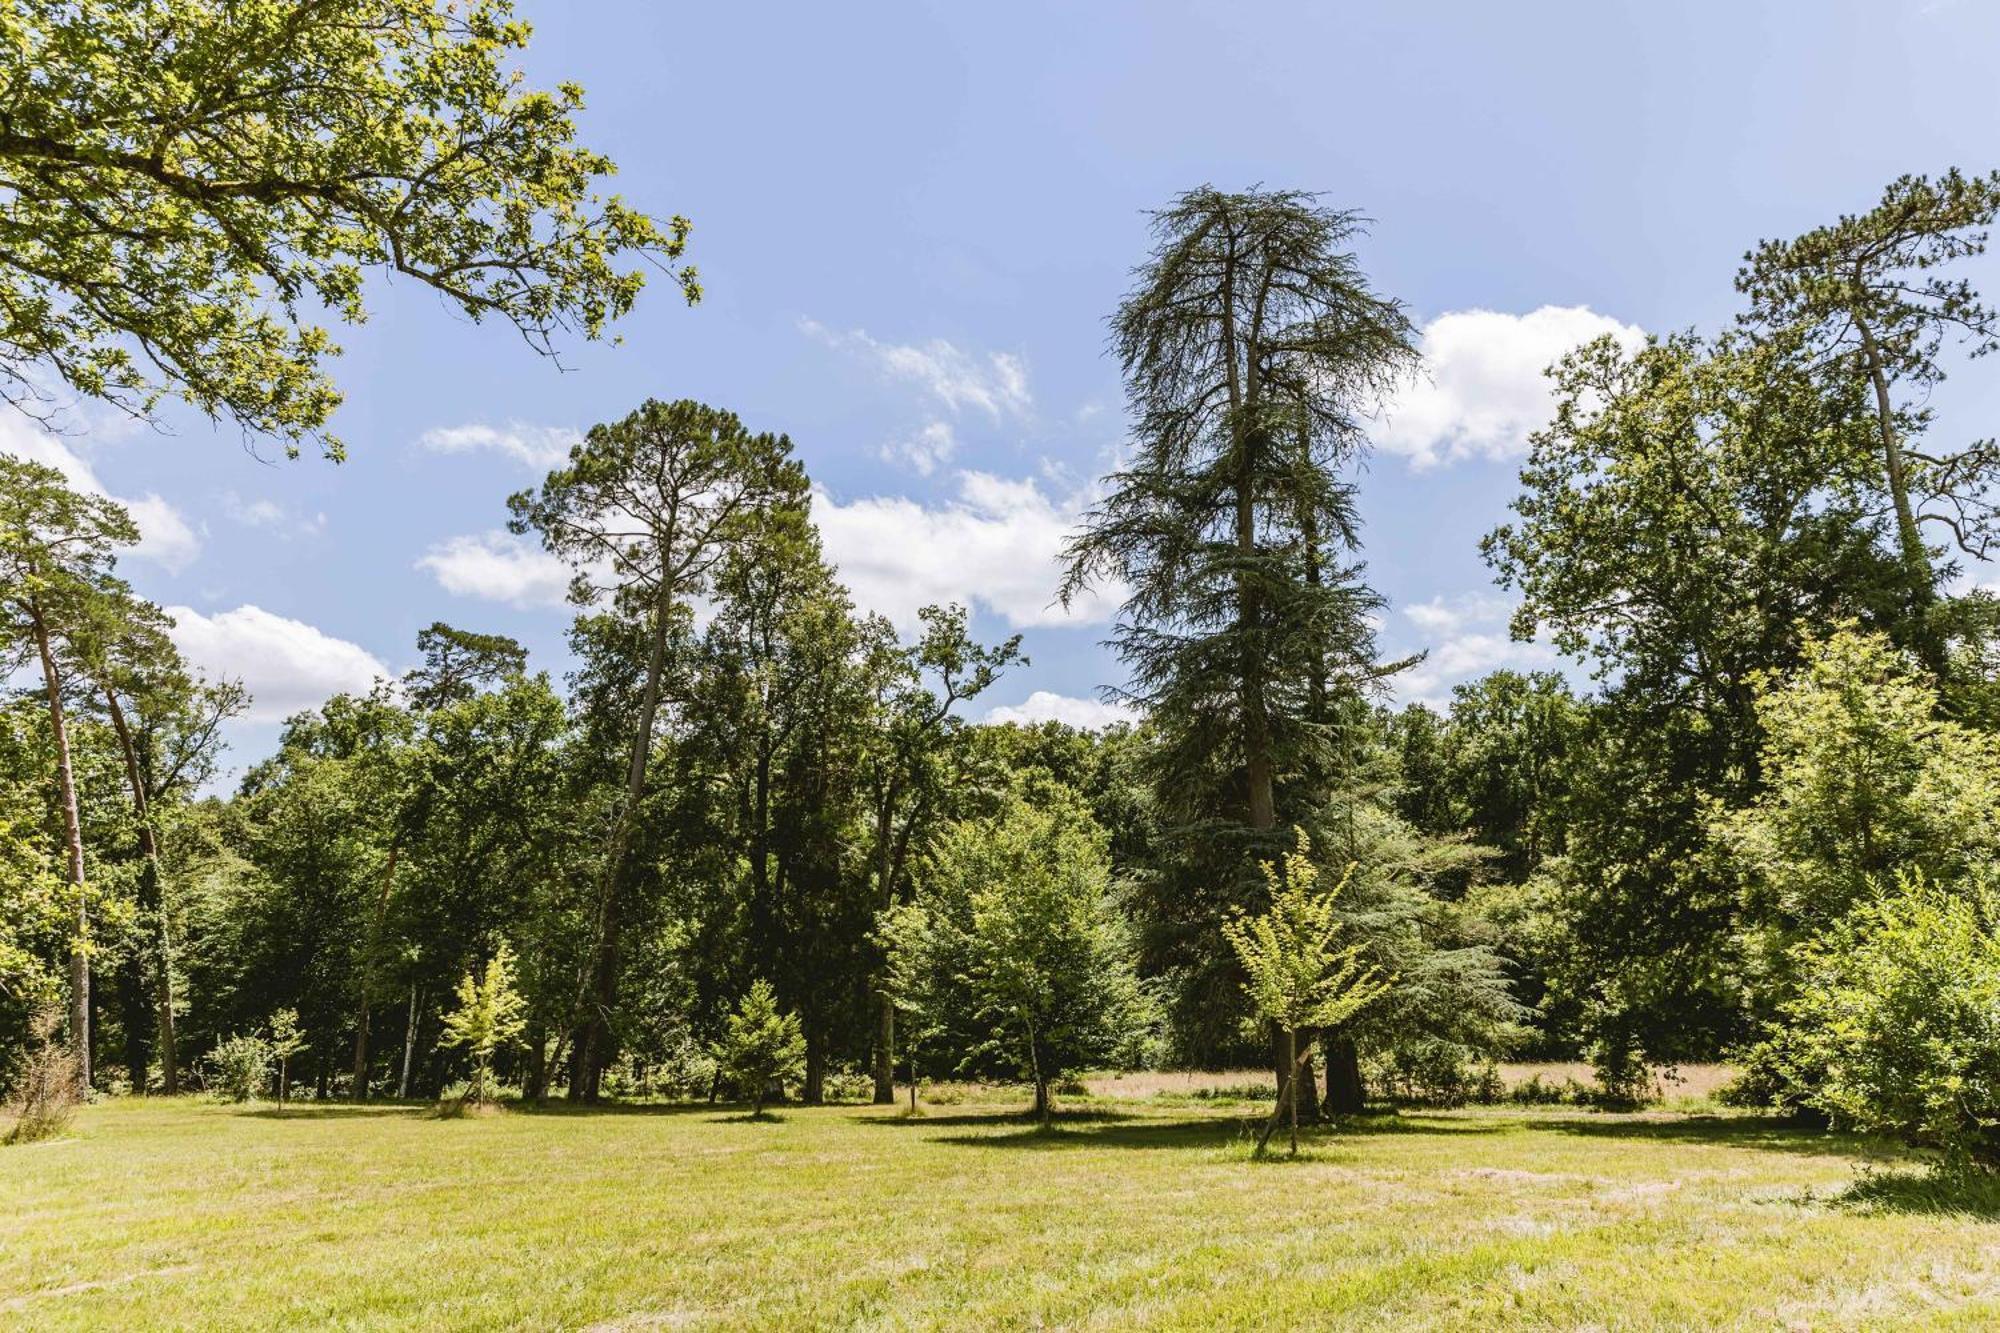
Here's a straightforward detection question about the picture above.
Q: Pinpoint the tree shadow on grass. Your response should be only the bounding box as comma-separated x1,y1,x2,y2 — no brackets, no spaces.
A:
1829,1167,2000,1219
237,1103,422,1121
903,1108,1508,1152
510,1099,727,1118
1517,1112,1875,1160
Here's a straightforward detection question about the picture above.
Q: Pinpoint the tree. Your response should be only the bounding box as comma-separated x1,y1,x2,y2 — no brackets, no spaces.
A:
857,604,1020,1103
1737,169,2000,676
1063,186,1417,841
268,1007,306,1106
905,788,1153,1122
1061,186,1416,1106
1223,833,1389,1154
1483,329,1913,1073
69,595,242,1095
509,398,805,1100
0,0,695,458
0,455,140,1086
1711,624,2000,999
439,942,527,1106
713,979,804,1117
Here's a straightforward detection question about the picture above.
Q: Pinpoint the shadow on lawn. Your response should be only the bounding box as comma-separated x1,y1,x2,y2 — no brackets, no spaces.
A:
238,1103,422,1121
1832,1168,2000,1219
1519,1112,1867,1159
875,1107,1506,1152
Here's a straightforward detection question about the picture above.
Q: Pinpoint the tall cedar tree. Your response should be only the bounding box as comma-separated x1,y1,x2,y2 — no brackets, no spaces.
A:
509,399,805,1100
1061,186,1416,1102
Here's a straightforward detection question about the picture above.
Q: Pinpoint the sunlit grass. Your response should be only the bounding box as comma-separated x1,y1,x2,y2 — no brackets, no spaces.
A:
1,1090,1993,1329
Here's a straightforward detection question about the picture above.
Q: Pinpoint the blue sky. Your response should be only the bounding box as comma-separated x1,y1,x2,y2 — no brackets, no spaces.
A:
12,0,2000,782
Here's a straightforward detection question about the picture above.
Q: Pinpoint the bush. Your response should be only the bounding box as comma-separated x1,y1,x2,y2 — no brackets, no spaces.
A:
819,1064,875,1104
1771,875,2000,1171
5,1008,83,1144
206,1032,272,1102
1365,1042,1502,1107
1505,1072,1597,1107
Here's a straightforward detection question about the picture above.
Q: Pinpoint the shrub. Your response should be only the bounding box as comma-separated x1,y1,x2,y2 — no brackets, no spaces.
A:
819,1064,875,1105
5,1007,83,1144
713,980,805,1115
207,1032,272,1102
1365,1042,1501,1107
1505,1073,1597,1107
1771,874,2000,1171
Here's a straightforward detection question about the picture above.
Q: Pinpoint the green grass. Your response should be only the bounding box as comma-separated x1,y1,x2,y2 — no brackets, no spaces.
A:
4,1092,1998,1329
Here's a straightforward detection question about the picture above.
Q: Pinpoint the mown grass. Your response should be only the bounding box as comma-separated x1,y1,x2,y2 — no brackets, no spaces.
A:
2,1090,1997,1329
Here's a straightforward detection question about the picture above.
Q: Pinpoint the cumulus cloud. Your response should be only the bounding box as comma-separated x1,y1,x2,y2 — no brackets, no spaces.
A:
417,421,579,470
166,604,388,722
1375,306,1646,467
880,420,957,477
415,530,572,609
0,417,201,572
984,690,1136,729
814,471,1120,632
1392,592,1563,706
800,319,1032,419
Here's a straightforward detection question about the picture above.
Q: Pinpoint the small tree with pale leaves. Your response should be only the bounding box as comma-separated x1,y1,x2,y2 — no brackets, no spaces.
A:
714,980,805,1117
439,942,528,1106
1223,831,1392,1155
268,1008,306,1105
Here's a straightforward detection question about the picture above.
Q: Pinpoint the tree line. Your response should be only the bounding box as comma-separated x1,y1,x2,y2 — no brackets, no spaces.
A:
6,3,2000,1166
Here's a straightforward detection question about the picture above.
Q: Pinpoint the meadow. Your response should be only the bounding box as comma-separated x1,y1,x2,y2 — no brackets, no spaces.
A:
4,1078,1996,1331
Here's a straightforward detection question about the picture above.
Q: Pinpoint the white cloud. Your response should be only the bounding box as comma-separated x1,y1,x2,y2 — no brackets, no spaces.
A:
1392,592,1562,706
799,319,1032,419
0,417,201,572
165,604,388,722
815,471,1121,632
880,420,957,477
220,490,326,538
985,690,1135,729
1375,306,1646,467
415,530,573,610
417,421,580,470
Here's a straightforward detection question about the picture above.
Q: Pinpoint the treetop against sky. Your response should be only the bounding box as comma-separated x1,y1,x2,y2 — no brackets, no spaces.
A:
8,0,1998,781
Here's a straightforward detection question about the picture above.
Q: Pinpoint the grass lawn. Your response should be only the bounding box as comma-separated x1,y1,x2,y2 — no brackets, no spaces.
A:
3,1087,1997,1330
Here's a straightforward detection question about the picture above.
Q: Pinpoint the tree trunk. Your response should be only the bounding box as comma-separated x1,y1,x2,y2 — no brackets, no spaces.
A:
352,842,399,1100
31,600,90,1088
398,983,420,1099
525,1021,547,1102
572,588,674,1102
869,799,899,1104
1855,315,1946,679
1286,1027,1299,1154
101,687,177,1094
1324,1034,1365,1115
802,1026,825,1106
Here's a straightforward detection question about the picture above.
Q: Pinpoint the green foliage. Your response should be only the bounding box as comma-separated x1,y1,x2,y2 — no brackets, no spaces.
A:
888,788,1153,1118
1712,624,2000,939
1222,834,1387,1038
1772,874,2000,1172
440,942,527,1105
713,979,805,1115
0,0,693,457
205,1031,271,1102
268,1007,306,1104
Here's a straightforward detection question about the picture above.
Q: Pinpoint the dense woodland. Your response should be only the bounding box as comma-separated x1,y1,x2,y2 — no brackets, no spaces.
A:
9,3,2000,1171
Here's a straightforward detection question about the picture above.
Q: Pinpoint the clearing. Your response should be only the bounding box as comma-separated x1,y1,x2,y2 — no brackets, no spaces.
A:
2,1088,1995,1330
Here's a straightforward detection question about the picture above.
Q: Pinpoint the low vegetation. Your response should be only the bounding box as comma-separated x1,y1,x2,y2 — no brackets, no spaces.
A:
4,1093,1997,1330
